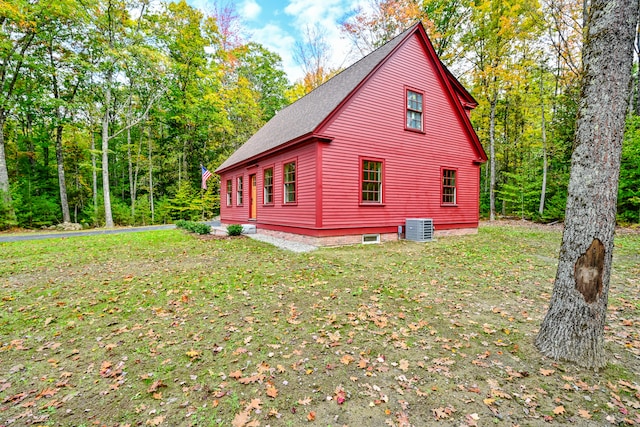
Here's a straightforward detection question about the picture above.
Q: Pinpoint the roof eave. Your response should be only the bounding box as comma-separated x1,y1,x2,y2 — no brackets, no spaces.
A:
215,133,334,175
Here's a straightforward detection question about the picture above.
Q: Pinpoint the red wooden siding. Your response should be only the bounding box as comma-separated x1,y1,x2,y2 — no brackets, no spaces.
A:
318,34,480,232
219,142,318,227
219,30,482,237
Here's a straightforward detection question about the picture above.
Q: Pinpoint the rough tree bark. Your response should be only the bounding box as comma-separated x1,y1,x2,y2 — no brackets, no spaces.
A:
535,0,638,369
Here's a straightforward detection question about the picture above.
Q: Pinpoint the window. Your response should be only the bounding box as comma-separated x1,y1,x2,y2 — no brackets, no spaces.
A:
283,161,296,203
406,89,423,131
226,180,232,206
236,176,243,205
362,234,381,244
361,160,382,203
263,168,273,204
442,169,457,205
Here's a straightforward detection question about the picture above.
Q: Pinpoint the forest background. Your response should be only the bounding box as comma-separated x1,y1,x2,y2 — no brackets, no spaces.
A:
1,0,639,230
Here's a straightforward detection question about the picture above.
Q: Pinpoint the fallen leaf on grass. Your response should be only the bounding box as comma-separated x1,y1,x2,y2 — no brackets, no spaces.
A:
465,413,480,426
298,397,312,405
36,388,58,399
185,349,201,360
232,411,250,427
147,380,166,393
307,411,316,421
266,385,278,398
145,415,165,426
540,368,555,376
246,398,262,411
483,398,495,406
433,405,456,420
398,359,409,372
335,386,346,405
578,409,592,419
340,354,354,365
238,374,264,384
554,405,565,415
229,370,243,379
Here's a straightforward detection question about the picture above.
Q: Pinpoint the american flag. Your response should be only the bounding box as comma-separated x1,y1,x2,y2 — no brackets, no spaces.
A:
201,165,212,189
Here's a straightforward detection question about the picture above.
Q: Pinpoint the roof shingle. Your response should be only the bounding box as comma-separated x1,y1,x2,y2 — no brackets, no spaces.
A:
215,24,417,173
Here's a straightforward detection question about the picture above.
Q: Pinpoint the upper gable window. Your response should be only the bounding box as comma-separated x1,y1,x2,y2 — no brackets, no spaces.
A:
406,89,423,131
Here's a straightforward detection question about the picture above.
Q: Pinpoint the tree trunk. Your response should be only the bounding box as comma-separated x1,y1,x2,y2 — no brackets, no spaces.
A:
91,129,98,224
102,72,114,228
635,27,640,116
489,95,497,221
127,125,134,219
0,113,15,221
539,74,548,216
55,125,71,223
536,0,638,369
148,127,154,223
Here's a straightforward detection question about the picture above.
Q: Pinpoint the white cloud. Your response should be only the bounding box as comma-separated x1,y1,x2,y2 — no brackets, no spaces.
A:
248,23,300,80
240,0,261,21
283,0,368,73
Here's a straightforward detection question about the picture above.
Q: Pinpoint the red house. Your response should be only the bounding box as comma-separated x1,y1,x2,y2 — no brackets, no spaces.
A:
216,22,487,246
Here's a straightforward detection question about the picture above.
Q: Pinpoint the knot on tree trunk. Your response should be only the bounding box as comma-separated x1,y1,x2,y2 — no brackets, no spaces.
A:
574,238,605,303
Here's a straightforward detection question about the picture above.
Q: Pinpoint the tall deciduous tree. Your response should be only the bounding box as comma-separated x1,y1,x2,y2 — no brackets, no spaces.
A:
0,0,41,225
464,0,540,221
535,0,638,368
293,24,334,92
41,0,90,224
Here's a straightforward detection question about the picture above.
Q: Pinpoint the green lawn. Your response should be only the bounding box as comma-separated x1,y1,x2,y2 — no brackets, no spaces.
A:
1,224,638,426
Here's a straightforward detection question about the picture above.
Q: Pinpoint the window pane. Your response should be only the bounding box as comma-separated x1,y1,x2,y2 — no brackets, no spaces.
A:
407,110,422,130
442,169,456,204
362,160,382,203
263,168,273,204
237,177,243,205
407,91,423,112
284,162,296,203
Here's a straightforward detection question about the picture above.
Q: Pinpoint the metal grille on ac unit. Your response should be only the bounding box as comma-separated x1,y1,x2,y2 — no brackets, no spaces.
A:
405,218,434,242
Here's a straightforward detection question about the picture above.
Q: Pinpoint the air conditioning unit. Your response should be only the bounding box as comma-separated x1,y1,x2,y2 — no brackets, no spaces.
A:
405,218,434,242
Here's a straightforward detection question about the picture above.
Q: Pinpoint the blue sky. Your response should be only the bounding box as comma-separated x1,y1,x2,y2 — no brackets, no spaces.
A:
187,0,368,82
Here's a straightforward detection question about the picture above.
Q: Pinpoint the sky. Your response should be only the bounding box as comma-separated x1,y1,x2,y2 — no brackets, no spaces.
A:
187,0,369,82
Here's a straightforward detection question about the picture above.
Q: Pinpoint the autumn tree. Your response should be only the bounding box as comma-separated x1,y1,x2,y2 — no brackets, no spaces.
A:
0,0,44,227
464,0,541,221
341,0,422,56
293,24,334,92
535,0,638,368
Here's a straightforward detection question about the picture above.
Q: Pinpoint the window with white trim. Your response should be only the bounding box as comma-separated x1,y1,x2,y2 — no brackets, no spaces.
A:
236,176,243,205
442,169,457,204
406,90,423,131
283,162,296,203
362,160,383,203
263,168,273,204
226,179,232,206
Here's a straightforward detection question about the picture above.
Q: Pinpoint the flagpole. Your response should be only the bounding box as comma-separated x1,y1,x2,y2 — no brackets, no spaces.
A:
200,164,205,221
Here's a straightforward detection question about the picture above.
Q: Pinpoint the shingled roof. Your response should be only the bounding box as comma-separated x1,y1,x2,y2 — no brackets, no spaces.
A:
216,22,482,173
